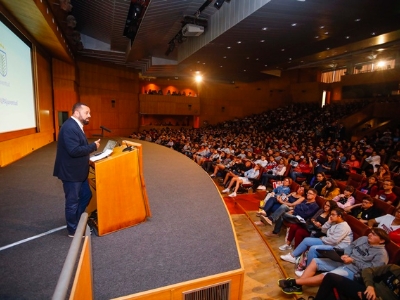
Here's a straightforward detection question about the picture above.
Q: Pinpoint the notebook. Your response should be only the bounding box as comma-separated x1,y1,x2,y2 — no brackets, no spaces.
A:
316,249,344,262
90,140,117,162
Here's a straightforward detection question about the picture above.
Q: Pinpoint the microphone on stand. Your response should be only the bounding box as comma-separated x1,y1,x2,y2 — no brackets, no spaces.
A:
123,141,133,152
100,125,111,133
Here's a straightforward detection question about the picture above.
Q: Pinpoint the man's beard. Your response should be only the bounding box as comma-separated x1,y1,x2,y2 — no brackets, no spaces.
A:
82,119,89,125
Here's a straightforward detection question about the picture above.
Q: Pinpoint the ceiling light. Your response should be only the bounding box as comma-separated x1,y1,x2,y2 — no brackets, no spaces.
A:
355,18,361,22
324,32,329,35
315,36,319,39
326,47,330,50
195,74,203,82
256,58,259,60
227,46,231,49
371,32,376,35
223,56,227,58
264,64,268,67
291,23,297,27
237,41,241,44
346,36,350,39
243,70,246,72
320,26,324,29
260,40,265,42
262,27,267,31
246,57,250,59
377,61,386,68
281,49,285,51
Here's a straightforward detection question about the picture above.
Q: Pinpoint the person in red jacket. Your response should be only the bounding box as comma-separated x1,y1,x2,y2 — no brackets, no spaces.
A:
290,155,313,182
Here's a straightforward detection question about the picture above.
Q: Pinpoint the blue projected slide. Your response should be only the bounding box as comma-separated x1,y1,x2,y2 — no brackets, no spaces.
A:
0,19,36,134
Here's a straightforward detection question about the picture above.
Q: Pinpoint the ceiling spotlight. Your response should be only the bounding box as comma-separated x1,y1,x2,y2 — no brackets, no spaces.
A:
262,27,268,31
345,36,350,39
237,41,242,44
260,40,265,42
291,23,297,27
355,18,361,22
195,74,203,82
214,0,225,9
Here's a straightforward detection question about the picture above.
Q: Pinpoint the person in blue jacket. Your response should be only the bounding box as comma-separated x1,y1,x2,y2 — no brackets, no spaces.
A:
53,103,100,237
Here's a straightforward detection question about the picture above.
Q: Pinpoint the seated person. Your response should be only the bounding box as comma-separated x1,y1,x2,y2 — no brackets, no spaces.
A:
202,149,220,172
256,184,304,221
289,155,313,182
338,154,360,180
357,175,379,198
257,158,286,190
374,164,392,182
210,153,232,178
193,146,210,164
280,208,353,276
362,150,381,175
332,185,355,209
314,264,400,300
278,200,338,251
264,188,320,238
221,164,260,197
320,179,340,200
368,207,400,233
255,176,292,215
253,154,268,168
344,196,381,225
375,179,398,206
310,172,327,196
278,228,390,295
221,157,250,186
315,154,337,177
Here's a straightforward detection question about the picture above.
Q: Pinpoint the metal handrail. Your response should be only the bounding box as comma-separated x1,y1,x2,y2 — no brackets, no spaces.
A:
52,213,89,300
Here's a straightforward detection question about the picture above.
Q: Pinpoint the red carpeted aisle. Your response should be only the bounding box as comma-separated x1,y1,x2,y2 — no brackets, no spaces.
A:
223,192,265,214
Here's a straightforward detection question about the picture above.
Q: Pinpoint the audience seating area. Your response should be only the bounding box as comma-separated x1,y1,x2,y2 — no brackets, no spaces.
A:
130,101,400,267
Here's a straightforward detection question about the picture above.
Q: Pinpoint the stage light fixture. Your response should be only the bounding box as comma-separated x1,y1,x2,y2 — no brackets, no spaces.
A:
214,0,225,9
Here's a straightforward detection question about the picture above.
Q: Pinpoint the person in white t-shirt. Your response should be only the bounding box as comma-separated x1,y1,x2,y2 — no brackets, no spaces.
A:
367,208,400,234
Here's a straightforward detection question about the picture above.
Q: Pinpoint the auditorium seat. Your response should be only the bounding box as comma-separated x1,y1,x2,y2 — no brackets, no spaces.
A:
346,173,365,189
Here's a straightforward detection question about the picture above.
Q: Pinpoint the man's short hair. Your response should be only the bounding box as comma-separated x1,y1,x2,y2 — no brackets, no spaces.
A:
308,188,317,195
72,102,88,113
363,196,374,204
371,228,390,244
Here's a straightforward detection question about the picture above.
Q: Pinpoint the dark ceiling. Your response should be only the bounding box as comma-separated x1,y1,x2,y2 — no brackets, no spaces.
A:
18,0,400,82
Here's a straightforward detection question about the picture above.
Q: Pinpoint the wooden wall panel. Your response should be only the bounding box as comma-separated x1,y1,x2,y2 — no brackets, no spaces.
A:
36,50,55,133
52,59,78,139
75,61,139,137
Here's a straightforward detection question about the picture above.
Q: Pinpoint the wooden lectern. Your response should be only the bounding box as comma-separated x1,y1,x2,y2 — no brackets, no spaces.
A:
87,140,151,236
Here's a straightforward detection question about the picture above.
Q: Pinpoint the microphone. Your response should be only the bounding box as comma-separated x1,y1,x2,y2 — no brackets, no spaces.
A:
122,141,133,152
100,125,111,133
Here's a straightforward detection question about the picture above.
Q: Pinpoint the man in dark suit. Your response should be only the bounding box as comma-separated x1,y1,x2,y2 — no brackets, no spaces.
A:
53,103,100,237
